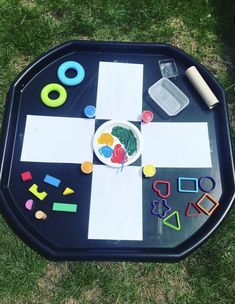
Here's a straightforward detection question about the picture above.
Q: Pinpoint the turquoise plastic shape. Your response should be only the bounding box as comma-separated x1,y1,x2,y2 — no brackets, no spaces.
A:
178,177,199,193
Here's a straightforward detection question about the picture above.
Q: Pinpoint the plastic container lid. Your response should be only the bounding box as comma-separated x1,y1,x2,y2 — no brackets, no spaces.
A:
148,78,189,116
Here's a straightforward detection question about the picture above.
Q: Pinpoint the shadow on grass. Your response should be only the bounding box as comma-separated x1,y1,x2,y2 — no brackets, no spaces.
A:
183,2,235,303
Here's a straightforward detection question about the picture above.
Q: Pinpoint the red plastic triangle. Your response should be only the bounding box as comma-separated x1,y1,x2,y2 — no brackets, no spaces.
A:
185,202,201,216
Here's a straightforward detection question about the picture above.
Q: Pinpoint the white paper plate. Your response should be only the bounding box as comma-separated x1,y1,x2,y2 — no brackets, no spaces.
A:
93,120,142,167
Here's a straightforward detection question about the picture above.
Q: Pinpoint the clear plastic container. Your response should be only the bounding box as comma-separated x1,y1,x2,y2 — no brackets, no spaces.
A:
148,78,189,116
159,58,178,78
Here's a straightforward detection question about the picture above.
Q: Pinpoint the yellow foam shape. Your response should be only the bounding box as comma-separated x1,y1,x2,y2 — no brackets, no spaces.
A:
97,133,114,146
63,187,75,196
29,184,48,201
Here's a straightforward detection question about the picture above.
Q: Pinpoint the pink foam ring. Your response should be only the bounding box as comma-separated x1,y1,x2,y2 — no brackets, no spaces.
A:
25,199,34,210
152,180,171,199
142,110,154,123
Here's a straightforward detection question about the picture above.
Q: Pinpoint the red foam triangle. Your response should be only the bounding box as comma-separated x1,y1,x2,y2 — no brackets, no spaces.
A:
185,202,201,216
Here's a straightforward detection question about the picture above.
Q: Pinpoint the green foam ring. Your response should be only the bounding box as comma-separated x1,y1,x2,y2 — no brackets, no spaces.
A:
163,211,181,231
52,202,77,213
41,83,67,108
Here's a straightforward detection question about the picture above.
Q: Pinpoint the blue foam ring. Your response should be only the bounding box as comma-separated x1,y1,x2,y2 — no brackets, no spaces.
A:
178,177,199,193
84,105,96,118
57,61,85,86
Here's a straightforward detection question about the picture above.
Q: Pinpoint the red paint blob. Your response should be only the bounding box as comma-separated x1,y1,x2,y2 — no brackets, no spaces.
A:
111,144,128,164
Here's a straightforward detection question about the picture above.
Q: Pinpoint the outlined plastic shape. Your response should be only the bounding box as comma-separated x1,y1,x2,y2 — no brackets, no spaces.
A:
196,193,220,215
152,180,171,198
199,176,216,193
185,202,202,216
163,211,181,231
151,199,171,218
178,177,199,193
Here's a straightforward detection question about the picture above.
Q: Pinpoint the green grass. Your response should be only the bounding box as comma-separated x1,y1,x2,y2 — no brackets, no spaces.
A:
0,0,234,303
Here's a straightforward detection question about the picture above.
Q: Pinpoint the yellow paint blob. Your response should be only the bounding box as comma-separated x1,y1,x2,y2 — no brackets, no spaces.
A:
81,161,94,174
143,164,156,178
97,133,114,146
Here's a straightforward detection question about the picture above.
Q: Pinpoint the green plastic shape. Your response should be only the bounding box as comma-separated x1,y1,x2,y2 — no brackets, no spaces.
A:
41,83,67,108
52,202,77,212
163,211,181,231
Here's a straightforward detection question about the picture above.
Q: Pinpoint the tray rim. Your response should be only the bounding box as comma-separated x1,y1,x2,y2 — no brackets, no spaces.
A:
0,40,234,262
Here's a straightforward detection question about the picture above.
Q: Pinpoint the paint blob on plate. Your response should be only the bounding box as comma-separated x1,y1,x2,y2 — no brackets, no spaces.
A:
93,120,142,167
97,133,114,146
99,145,113,158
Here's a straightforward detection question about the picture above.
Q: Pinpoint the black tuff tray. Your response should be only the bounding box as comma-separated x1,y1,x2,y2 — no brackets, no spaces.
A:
0,41,234,261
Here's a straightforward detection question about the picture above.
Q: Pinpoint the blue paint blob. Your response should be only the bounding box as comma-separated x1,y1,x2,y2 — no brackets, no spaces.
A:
84,105,96,118
98,146,113,158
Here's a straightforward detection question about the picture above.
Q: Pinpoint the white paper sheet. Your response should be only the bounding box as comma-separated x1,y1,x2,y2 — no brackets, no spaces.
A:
88,165,143,241
141,122,212,168
20,115,95,163
95,61,143,121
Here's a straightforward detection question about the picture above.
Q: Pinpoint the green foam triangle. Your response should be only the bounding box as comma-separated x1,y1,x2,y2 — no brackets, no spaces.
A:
163,211,181,231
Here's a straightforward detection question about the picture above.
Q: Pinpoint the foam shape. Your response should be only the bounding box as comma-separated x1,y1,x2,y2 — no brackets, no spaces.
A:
57,61,85,86
29,184,48,201
152,180,170,198
163,211,181,231
196,193,220,215
35,210,47,220
63,187,75,196
185,202,201,216
44,174,61,187
21,171,32,182
41,83,67,108
25,199,34,210
52,202,77,212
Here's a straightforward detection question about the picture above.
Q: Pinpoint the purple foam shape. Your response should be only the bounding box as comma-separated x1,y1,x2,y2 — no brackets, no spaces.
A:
151,199,172,218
